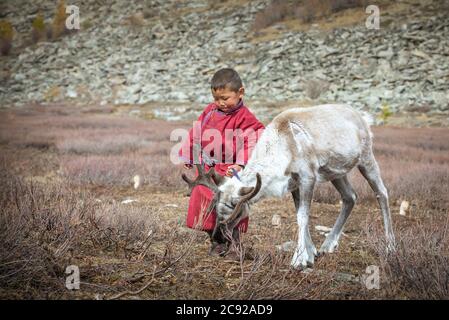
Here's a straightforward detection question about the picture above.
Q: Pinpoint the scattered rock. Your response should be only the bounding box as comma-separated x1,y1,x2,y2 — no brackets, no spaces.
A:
335,272,360,283
66,88,78,98
0,0,448,117
133,175,141,190
271,214,281,226
315,225,332,233
399,200,410,216
301,268,315,274
275,241,296,252
121,199,139,204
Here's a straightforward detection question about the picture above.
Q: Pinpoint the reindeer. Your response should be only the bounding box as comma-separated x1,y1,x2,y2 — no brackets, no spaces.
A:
182,104,396,269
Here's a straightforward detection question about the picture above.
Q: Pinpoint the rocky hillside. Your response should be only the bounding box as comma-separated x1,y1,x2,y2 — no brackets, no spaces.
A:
1,0,448,120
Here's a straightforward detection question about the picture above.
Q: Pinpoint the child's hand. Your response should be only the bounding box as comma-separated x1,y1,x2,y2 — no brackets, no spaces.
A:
183,164,193,170
226,164,243,177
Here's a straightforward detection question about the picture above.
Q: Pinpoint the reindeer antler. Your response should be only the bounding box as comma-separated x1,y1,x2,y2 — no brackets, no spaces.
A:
181,164,221,194
182,164,222,217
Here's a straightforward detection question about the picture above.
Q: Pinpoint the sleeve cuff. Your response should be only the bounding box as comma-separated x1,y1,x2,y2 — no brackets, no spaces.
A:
179,155,193,164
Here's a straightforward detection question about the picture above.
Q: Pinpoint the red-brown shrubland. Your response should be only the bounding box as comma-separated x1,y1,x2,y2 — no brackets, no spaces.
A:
0,104,448,299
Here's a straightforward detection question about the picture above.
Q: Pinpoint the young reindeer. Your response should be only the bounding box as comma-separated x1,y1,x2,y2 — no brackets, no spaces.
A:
182,104,396,269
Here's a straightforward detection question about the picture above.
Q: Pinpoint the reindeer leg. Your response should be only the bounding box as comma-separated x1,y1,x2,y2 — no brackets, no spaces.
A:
292,189,317,259
319,175,356,254
291,176,316,270
358,155,396,251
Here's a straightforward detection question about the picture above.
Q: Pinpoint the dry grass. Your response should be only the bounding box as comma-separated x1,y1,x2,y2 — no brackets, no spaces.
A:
51,0,71,40
252,0,372,31
0,164,203,299
2,104,447,205
31,13,46,44
252,0,290,31
0,19,14,56
365,214,449,299
0,104,184,188
0,103,448,299
0,166,359,299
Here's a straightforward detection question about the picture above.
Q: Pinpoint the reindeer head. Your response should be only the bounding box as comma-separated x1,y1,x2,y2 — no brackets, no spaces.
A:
182,164,262,243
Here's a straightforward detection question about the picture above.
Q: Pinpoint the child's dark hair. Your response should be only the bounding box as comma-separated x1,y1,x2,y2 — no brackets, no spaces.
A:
211,68,243,92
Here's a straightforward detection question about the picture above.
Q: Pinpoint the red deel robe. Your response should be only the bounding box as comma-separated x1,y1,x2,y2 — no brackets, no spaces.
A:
179,100,265,232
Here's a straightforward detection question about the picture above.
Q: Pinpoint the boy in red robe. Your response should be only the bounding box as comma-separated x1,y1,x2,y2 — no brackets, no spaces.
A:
179,68,265,258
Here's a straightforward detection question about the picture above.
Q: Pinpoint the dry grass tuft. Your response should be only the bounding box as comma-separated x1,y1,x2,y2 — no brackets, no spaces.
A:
0,19,14,55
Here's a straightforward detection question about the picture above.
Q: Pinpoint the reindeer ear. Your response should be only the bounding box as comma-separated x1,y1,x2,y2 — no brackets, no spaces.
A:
237,173,262,197
238,186,254,196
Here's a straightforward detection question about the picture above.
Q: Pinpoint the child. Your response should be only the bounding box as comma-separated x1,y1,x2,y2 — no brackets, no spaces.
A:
179,68,265,258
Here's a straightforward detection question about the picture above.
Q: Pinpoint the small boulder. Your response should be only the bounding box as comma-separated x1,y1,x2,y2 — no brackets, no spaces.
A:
399,200,410,216
271,214,281,226
133,175,141,189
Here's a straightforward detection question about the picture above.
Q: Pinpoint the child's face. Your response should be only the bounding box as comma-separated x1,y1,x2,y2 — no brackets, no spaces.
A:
211,86,244,113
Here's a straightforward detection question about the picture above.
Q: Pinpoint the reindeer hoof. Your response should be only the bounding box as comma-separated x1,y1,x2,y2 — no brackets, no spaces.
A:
319,238,339,255
209,243,228,257
290,262,314,272
291,251,314,270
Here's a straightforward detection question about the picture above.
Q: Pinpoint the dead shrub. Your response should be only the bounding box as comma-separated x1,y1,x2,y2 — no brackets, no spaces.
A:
295,0,369,22
294,0,331,23
60,152,184,188
0,19,14,55
223,248,339,299
252,0,290,30
31,12,46,43
52,0,70,39
128,12,146,27
0,171,96,297
56,134,151,155
0,106,187,188
366,215,449,299
0,161,193,298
